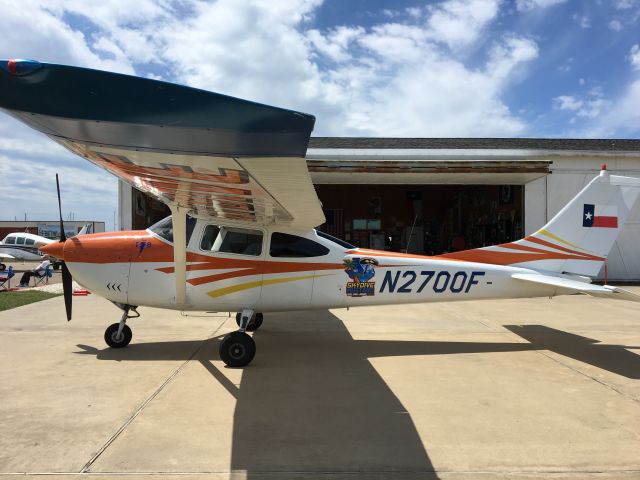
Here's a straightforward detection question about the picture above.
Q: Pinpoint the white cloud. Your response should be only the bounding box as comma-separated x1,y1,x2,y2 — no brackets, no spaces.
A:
614,0,635,9
581,80,640,137
554,95,583,111
425,0,500,49
554,90,612,124
516,0,568,12
629,44,640,70
609,19,623,31
574,15,591,28
0,0,135,73
307,26,364,63
558,57,574,72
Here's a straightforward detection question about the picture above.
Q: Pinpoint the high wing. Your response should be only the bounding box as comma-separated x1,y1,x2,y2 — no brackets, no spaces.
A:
0,60,324,229
512,273,640,302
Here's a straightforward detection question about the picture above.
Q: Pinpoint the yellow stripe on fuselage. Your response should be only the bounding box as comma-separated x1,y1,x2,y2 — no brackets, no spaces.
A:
207,273,334,298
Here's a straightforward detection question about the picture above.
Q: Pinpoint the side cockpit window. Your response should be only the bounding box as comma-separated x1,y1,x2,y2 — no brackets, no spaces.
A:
5,236,15,244
16,237,25,245
200,225,263,256
270,232,330,257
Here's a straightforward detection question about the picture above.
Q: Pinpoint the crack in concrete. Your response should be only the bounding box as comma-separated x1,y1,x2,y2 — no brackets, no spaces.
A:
79,318,230,473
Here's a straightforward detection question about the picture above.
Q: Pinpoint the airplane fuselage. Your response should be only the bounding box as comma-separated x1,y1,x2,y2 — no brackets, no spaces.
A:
48,219,559,313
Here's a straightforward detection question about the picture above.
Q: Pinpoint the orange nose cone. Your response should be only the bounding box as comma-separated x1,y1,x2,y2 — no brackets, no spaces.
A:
41,241,66,260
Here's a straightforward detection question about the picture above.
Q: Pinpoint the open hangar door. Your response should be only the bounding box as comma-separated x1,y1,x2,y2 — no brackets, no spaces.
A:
315,184,523,254
131,188,171,230
310,160,550,255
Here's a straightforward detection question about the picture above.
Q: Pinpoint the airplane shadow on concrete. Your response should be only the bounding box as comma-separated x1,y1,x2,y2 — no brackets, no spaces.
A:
504,324,640,380
74,311,640,477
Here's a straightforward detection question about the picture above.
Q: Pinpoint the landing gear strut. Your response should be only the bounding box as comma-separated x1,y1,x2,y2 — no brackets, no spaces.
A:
220,309,257,367
105,305,139,348
235,311,263,331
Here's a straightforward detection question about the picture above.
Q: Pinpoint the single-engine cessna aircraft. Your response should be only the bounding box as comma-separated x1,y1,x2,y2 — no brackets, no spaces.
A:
1,59,639,367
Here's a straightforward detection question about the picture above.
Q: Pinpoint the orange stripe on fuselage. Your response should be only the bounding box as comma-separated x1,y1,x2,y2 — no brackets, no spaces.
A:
186,260,345,286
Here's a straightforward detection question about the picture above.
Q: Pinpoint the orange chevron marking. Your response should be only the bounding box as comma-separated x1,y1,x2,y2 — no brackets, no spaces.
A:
524,236,603,260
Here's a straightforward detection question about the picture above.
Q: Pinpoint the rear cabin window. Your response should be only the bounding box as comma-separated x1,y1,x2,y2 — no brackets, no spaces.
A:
200,225,263,256
25,238,35,246
16,237,25,245
316,230,355,249
5,237,15,244
270,232,330,258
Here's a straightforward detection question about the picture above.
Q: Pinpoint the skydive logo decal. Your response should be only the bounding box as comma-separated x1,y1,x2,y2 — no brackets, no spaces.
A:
343,257,378,297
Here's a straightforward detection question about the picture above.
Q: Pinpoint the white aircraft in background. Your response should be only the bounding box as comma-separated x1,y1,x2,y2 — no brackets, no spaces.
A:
0,60,638,368
0,224,92,270
0,231,54,270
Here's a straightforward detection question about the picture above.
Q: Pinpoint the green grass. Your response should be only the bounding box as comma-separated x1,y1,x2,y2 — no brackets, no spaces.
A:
0,291,62,311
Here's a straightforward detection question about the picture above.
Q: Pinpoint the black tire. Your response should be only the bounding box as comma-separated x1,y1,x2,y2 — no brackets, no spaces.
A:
104,323,132,348
219,331,256,367
235,312,264,332
0,263,5,272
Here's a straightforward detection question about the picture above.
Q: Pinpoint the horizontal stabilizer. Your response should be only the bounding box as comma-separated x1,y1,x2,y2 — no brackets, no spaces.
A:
512,273,640,303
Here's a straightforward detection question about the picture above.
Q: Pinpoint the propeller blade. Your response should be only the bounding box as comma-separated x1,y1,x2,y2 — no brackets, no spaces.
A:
56,174,72,321
61,261,73,321
55,173,66,242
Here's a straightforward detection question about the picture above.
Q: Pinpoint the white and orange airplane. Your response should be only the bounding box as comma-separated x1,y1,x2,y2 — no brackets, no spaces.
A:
1,59,639,367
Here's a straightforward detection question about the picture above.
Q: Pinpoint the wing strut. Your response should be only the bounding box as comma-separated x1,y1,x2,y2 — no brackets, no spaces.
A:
170,205,188,308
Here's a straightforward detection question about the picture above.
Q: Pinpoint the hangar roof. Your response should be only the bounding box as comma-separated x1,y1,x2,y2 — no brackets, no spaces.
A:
308,137,640,152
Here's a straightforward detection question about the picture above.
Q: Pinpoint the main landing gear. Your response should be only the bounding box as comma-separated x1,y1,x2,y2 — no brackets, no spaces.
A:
219,309,263,367
104,305,139,348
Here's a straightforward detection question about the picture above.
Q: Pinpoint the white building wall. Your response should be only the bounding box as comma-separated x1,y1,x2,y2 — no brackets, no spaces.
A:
524,176,546,236
547,157,640,281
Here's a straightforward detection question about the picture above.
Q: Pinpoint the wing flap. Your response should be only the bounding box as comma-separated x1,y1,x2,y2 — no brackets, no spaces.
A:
512,273,640,302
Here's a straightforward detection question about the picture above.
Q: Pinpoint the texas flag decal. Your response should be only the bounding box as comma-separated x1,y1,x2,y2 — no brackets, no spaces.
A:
583,204,618,228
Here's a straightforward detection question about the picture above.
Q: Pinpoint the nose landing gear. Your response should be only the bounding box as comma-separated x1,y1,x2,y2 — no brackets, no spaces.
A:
235,311,263,331
220,309,261,367
104,304,139,348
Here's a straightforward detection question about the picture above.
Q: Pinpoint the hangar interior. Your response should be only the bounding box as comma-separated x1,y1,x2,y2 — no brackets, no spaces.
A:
315,184,523,254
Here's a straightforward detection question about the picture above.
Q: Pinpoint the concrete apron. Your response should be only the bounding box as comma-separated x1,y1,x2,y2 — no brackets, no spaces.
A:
0,289,639,479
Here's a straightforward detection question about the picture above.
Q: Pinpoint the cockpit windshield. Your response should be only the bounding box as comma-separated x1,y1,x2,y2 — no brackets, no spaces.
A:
148,215,197,244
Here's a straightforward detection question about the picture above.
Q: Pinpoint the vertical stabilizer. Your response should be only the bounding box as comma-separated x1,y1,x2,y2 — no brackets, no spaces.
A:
440,166,640,277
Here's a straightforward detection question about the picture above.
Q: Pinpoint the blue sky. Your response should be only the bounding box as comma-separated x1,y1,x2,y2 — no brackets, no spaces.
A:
0,0,639,230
